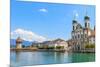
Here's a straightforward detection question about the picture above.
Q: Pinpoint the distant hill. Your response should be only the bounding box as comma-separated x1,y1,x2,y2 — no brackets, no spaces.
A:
31,38,67,46
10,38,67,47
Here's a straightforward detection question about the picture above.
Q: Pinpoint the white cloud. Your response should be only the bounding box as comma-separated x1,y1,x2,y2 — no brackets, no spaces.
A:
11,28,47,42
38,8,48,13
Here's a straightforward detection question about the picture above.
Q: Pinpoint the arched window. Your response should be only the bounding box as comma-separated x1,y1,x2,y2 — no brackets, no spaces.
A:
73,26,75,30
78,34,80,39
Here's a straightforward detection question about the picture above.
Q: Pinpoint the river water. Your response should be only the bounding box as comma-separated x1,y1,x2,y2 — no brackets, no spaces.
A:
10,51,95,67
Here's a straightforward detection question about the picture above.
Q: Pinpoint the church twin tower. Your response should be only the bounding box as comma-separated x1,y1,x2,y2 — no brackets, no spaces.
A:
71,13,95,51
73,15,90,31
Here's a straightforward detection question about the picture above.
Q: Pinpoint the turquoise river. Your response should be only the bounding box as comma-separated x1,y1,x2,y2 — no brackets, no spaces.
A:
10,51,95,67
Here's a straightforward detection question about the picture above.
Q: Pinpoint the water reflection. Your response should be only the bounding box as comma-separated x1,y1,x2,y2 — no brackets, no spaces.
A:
10,51,95,66
70,53,95,62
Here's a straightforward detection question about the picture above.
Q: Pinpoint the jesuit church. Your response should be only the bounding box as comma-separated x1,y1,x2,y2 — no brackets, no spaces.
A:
71,14,95,51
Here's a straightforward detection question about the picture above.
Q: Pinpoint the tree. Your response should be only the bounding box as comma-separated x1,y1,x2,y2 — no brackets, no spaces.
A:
85,44,95,48
47,46,55,49
90,44,95,48
22,45,25,48
56,46,64,49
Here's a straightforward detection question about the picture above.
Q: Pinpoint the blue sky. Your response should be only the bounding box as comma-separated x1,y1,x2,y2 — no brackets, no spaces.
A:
11,0,95,41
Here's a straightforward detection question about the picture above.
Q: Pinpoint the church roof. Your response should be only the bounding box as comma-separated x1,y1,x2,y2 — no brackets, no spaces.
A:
77,23,83,29
84,16,90,20
16,37,23,43
72,20,77,24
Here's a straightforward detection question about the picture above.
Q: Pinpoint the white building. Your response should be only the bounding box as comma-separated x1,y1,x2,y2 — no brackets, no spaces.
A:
53,39,68,50
89,35,95,44
71,15,95,51
89,29,95,45
32,39,68,50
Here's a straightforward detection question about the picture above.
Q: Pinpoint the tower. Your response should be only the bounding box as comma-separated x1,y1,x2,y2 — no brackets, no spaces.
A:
84,15,90,29
72,20,77,31
16,37,23,49
72,11,78,31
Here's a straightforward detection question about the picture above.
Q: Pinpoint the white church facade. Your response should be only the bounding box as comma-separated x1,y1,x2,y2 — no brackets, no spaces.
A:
71,15,95,51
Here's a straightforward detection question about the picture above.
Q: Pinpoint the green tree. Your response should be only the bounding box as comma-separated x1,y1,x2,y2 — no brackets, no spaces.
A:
47,46,55,49
22,45,25,48
85,44,95,48
56,46,64,49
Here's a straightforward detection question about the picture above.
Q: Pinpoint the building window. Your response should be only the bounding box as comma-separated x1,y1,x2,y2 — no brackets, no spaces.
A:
84,34,87,38
78,34,80,39
75,35,77,39
85,23,87,28
85,34,87,38
73,26,75,30
81,34,83,38
72,36,74,39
